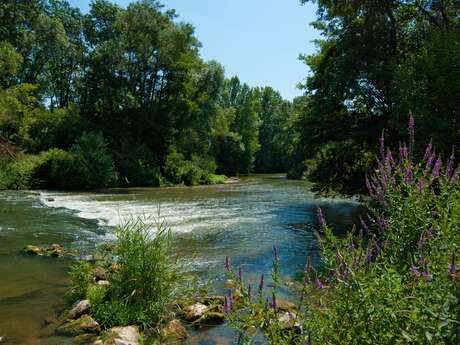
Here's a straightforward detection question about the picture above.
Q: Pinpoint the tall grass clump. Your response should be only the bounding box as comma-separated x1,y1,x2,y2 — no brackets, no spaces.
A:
224,116,460,344
69,215,176,329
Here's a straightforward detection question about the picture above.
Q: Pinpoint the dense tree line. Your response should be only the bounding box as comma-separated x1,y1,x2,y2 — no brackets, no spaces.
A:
294,0,460,194
0,0,296,189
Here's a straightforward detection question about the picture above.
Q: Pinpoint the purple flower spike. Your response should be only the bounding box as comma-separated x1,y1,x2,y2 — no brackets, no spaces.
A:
238,267,243,282
271,293,277,310
380,133,385,159
448,253,457,279
360,217,370,234
432,157,442,179
423,141,433,162
228,291,233,310
316,207,327,231
273,246,280,262
386,150,395,169
225,256,232,272
411,265,421,280
258,274,264,292
376,215,389,233
315,278,325,289
399,142,408,162
447,153,455,179
451,173,457,185
224,296,230,313
247,283,252,300
417,178,424,195
409,114,415,140
405,165,414,185
366,246,373,263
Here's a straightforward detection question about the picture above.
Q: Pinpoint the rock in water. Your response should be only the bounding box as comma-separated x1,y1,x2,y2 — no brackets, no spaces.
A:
183,303,208,321
98,326,140,345
24,245,43,255
47,244,64,257
57,315,99,335
160,319,187,342
276,298,297,312
68,300,91,319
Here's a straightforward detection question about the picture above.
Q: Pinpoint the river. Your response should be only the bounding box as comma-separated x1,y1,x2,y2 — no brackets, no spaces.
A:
0,175,362,344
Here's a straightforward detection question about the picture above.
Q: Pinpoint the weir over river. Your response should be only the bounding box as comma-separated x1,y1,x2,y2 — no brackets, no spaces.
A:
0,174,361,344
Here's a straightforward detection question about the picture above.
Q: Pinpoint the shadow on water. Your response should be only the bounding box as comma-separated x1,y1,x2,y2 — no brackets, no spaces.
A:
0,175,365,344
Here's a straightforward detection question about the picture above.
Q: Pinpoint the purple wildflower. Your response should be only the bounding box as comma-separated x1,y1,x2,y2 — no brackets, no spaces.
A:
225,256,232,272
409,114,415,142
238,267,243,282
247,283,252,300
424,152,436,176
432,157,442,179
399,142,408,162
315,278,325,289
224,296,231,313
386,150,395,169
316,207,327,231
380,133,385,159
304,258,313,274
366,246,373,264
422,269,431,282
271,293,277,310
448,253,457,279
258,274,264,292
405,165,414,185
451,173,457,185
423,141,433,162
417,178,424,195
411,265,421,280
360,216,370,234
419,256,427,266
228,291,233,310
376,215,389,233
447,153,455,180
273,246,280,262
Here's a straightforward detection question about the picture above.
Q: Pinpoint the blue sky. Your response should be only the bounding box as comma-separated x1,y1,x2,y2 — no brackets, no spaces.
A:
69,0,319,100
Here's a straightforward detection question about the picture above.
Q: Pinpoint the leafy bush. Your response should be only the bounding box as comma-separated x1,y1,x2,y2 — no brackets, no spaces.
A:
35,148,85,189
67,260,93,302
18,105,85,152
115,143,162,187
1,153,44,189
71,132,117,189
164,148,204,186
202,173,227,185
70,215,177,329
225,117,460,344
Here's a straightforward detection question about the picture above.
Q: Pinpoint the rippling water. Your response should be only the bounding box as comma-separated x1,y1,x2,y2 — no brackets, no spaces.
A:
0,175,362,344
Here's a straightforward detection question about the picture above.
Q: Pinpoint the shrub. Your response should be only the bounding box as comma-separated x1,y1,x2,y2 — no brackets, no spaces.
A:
18,105,85,152
71,132,117,189
164,148,204,186
67,260,93,302
70,215,177,329
115,143,162,187
2,153,45,189
35,148,85,189
202,173,227,185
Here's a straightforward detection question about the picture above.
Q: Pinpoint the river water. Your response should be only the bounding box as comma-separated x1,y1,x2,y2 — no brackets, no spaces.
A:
0,175,361,344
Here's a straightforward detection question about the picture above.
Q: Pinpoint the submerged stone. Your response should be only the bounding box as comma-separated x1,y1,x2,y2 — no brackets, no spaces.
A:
95,326,140,345
160,319,187,342
68,300,91,319
57,315,99,335
25,245,43,255
183,303,208,321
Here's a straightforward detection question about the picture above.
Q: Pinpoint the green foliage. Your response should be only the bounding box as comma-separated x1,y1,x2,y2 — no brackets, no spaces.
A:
71,132,117,189
67,260,93,302
70,215,177,329
18,106,85,152
295,0,460,194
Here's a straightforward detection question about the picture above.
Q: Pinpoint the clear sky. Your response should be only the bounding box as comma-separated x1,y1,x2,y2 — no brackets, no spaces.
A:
68,0,319,100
